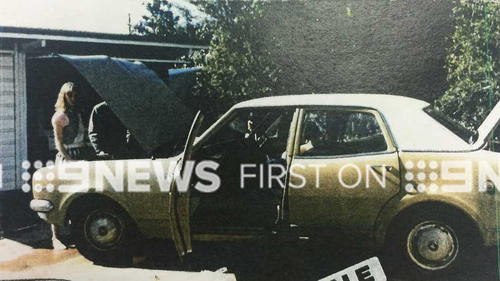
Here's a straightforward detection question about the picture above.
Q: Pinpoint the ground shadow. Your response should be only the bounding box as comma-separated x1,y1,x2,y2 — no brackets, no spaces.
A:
123,238,500,281
3,223,74,251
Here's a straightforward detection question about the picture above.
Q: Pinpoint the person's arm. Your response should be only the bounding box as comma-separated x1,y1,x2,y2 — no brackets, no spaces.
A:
88,107,103,154
53,117,72,160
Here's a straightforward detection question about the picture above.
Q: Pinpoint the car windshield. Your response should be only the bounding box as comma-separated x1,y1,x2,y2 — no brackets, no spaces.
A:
423,105,477,144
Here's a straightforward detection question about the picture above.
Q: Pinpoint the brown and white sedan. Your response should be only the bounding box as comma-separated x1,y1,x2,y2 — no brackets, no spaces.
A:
31,94,500,276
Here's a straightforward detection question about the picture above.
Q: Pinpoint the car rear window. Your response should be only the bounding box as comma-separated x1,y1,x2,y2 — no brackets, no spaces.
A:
423,106,477,144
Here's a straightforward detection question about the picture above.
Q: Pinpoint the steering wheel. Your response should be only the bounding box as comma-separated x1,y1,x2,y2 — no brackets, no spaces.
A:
257,133,269,148
256,133,279,161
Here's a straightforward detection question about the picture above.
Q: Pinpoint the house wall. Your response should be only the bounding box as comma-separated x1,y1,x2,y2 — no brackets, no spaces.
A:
263,0,456,102
0,45,27,192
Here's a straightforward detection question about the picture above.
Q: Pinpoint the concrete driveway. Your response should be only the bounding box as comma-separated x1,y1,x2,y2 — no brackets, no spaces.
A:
0,224,234,281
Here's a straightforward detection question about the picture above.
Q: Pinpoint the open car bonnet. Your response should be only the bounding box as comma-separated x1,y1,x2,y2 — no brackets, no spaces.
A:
59,54,193,155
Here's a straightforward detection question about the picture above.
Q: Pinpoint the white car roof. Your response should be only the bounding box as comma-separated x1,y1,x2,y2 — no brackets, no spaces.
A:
235,93,428,110
234,94,471,151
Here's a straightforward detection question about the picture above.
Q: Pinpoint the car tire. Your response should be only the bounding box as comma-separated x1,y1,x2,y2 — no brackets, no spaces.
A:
387,211,478,279
71,200,137,265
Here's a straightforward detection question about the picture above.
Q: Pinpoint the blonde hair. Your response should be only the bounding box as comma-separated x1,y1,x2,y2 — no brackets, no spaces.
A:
54,82,77,112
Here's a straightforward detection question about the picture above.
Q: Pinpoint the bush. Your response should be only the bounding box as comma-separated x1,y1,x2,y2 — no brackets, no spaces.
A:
436,1,500,130
190,0,281,116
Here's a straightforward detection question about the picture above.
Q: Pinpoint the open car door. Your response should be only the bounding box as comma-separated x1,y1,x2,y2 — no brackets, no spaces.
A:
169,111,204,259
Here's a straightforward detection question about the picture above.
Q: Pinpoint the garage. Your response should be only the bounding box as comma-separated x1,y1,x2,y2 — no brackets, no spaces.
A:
0,26,207,234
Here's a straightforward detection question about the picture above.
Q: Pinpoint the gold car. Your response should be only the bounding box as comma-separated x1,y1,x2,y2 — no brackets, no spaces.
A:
31,94,500,275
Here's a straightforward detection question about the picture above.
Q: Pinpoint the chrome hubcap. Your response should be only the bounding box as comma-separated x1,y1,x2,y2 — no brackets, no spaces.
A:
407,220,458,270
85,211,124,250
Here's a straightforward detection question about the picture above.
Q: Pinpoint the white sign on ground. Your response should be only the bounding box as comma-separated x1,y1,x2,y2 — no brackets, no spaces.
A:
318,257,386,281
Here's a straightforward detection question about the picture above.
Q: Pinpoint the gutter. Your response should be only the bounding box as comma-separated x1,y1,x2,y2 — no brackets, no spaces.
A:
0,32,209,50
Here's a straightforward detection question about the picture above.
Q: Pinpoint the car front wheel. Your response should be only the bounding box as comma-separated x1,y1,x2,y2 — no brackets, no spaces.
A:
71,201,136,264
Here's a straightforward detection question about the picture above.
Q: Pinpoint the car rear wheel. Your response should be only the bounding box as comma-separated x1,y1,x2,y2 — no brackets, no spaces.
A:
385,210,478,279
406,220,459,271
71,200,136,264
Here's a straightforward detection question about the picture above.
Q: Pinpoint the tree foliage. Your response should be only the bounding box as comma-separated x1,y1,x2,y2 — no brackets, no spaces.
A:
133,0,202,40
436,1,500,129
134,0,281,116
189,0,280,115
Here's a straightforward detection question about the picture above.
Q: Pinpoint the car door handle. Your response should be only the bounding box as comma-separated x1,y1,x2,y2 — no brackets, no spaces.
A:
370,165,393,172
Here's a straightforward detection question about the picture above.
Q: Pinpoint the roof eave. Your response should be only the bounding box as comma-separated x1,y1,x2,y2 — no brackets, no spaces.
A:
0,32,208,50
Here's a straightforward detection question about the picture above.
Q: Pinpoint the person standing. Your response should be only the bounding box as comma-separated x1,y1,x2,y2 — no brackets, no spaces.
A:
88,101,148,159
52,82,86,163
88,101,128,159
51,82,85,250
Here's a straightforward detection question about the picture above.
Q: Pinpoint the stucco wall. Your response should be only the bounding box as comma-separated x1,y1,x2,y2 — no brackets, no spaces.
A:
263,0,456,102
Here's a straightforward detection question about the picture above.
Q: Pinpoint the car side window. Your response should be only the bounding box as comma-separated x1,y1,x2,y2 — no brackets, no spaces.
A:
300,110,387,157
